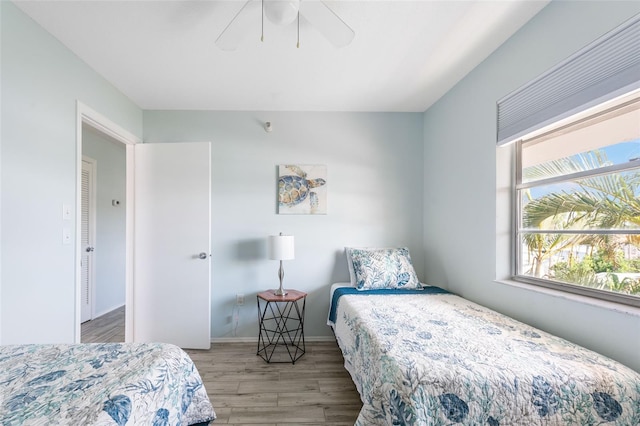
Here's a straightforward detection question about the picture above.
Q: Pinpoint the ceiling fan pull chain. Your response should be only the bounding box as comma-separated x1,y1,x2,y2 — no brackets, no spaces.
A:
296,10,300,48
261,0,264,42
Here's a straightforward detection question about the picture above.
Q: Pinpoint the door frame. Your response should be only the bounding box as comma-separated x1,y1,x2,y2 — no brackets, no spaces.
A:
81,155,98,322
75,101,140,343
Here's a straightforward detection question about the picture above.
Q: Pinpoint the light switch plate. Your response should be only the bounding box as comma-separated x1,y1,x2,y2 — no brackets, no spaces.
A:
63,204,72,220
63,228,72,245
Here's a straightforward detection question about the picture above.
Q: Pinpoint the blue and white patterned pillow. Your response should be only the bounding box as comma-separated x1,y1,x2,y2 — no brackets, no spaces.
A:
346,247,422,290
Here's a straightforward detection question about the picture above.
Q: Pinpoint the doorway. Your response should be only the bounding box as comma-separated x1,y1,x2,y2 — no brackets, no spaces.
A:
80,126,127,343
75,102,140,343
75,104,212,348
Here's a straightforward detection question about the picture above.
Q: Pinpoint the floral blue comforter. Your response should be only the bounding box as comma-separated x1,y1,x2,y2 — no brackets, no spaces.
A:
332,289,640,425
0,342,216,425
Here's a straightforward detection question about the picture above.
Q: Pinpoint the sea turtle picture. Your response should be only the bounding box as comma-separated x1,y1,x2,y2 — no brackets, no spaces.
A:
278,164,327,214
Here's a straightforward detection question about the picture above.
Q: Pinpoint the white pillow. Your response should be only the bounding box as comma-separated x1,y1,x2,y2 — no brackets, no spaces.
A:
345,247,380,286
345,247,357,286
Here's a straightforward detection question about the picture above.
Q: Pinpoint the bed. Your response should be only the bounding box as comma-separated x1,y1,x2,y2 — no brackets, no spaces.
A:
329,283,640,425
0,342,216,425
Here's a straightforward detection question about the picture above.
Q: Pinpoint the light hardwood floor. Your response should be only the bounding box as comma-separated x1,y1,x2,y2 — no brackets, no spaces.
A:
80,305,125,343
80,306,362,425
187,342,362,425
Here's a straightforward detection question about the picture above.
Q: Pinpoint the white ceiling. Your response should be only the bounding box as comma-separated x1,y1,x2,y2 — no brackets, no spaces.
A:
14,0,549,112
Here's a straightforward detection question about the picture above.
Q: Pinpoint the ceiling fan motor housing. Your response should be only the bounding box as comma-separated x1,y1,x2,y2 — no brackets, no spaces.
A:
264,0,301,26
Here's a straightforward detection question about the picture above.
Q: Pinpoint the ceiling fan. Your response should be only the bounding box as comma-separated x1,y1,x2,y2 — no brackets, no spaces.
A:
215,0,355,50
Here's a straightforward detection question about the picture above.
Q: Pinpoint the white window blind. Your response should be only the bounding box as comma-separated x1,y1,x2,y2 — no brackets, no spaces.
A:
497,13,640,146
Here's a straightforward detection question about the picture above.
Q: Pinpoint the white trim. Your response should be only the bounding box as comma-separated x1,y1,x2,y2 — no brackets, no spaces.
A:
494,279,640,317
93,303,126,320
125,144,135,343
75,101,139,343
210,336,336,344
82,156,98,321
517,160,640,191
79,102,141,146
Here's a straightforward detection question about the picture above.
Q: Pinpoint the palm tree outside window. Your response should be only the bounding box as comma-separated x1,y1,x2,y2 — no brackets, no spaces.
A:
515,90,640,307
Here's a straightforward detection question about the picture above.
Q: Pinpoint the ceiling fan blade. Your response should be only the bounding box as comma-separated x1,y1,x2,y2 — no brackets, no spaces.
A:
215,0,259,51
299,1,354,48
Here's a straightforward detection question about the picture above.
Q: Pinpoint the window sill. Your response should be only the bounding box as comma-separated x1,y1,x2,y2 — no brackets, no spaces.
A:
494,278,640,318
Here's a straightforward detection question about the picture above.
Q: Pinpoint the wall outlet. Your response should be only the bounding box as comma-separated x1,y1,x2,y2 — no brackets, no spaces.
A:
236,294,244,306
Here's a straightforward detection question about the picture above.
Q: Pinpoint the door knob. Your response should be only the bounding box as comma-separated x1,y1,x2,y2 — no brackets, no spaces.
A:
198,252,210,259
86,247,95,252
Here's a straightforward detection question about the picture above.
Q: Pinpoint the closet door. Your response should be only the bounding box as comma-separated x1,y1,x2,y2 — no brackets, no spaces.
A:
80,158,96,323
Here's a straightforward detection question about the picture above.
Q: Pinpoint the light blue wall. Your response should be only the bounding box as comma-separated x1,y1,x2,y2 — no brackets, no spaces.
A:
423,1,640,371
3,0,638,372
82,126,126,317
0,2,142,343
143,111,425,338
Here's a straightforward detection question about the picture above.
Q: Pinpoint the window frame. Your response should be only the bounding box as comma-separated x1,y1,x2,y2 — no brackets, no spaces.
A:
513,95,640,308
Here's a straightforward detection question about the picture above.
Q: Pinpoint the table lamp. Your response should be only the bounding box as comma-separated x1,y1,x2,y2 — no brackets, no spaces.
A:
268,232,295,296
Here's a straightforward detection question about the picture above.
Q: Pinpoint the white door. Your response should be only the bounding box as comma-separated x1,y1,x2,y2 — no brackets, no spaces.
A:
133,142,211,349
81,158,97,323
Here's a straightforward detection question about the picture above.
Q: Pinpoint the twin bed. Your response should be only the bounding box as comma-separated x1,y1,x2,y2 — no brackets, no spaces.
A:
0,342,216,425
330,247,640,425
329,284,640,425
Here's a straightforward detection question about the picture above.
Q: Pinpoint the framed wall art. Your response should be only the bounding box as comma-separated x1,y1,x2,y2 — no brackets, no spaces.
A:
277,164,327,215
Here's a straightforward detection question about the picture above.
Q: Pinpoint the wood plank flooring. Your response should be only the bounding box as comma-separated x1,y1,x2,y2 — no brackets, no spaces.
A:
186,342,362,425
80,305,125,343
79,305,362,424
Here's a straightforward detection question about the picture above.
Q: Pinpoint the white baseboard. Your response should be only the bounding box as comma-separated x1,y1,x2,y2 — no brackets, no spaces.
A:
93,303,125,319
211,335,335,344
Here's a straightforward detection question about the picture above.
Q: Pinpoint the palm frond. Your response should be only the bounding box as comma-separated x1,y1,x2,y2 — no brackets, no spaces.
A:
523,151,610,182
524,150,640,230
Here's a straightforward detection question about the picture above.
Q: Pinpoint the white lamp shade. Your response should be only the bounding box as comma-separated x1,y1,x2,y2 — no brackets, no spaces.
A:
269,234,295,260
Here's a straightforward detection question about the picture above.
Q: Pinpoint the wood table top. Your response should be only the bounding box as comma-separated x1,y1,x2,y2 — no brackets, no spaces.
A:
257,289,307,302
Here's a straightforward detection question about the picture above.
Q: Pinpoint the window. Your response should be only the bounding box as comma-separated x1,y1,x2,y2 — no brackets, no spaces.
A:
515,91,640,306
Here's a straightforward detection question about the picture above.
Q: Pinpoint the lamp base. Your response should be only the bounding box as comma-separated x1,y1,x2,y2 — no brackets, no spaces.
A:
274,260,287,296
273,287,288,296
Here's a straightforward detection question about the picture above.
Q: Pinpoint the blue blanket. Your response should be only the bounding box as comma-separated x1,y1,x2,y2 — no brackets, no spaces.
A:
328,286,450,324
